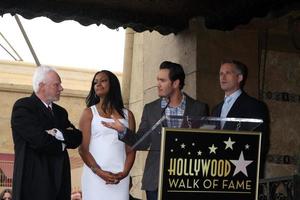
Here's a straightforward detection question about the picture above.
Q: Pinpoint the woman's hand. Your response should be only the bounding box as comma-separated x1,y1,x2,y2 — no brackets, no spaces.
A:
96,169,120,184
115,171,129,181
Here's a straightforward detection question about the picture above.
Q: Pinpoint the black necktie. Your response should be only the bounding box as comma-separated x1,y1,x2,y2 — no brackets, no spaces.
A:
48,106,54,116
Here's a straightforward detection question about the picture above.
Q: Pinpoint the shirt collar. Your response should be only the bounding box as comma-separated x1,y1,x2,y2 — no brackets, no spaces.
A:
224,89,242,103
161,93,186,109
42,101,52,109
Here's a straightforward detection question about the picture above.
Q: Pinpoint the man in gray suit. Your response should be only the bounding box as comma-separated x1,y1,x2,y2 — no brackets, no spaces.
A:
103,61,208,200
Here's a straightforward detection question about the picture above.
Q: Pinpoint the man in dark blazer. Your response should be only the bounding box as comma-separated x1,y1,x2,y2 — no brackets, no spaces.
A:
103,61,208,200
211,59,270,177
11,65,82,200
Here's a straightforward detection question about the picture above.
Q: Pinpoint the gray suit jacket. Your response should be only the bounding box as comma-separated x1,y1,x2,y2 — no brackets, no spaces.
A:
120,94,208,190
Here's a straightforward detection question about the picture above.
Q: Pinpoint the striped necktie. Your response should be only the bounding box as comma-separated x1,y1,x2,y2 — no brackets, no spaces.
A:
47,106,54,116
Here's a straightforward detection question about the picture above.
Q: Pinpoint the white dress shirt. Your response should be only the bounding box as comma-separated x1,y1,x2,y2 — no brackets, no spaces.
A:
220,89,242,128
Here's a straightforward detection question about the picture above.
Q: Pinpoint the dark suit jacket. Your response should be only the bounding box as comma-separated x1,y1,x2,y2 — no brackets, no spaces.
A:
120,94,208,190
211,91,270,177
11,93,82,200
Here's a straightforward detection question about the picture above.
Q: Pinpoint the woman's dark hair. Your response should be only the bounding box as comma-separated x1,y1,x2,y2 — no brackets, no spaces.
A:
159,61,185,90
86,70,124,117
0,188,12,199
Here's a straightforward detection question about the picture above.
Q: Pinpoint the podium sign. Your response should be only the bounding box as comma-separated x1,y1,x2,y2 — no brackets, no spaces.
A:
158,128,262,200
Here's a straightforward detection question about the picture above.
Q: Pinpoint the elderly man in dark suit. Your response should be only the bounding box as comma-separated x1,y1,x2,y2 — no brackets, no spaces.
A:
211,59,270,177
103,61,208,200
11,65,82,200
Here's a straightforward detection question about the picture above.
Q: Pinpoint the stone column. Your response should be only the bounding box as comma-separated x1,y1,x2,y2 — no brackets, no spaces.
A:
122,28,134,108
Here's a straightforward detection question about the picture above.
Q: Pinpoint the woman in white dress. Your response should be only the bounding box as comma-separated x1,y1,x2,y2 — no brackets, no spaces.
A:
79,70,136,200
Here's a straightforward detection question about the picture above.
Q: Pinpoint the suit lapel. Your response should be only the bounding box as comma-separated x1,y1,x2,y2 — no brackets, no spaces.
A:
226,92,245,117
215,102,223,117
183,95,190,116
157,99,166,125
183,94,195,116
51,104,62,127
31,93,55,121
223,92,247,130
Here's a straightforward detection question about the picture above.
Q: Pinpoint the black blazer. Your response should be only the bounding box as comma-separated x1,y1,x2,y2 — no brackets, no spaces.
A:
11,93,82,200
211,91,270,177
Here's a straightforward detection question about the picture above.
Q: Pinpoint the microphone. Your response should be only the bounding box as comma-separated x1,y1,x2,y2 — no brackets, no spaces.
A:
161,97,170,127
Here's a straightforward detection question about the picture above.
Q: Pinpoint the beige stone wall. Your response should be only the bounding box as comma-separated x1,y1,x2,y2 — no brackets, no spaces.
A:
0,61,122,190
263,52,300,176
127,31,146,199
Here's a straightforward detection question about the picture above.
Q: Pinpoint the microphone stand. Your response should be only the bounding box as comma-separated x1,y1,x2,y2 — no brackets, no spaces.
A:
131,115,167,150
160,98,170,128
131,97,170,150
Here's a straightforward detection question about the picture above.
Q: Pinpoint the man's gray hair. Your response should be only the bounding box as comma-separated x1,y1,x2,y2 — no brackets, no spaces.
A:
32,65,56,93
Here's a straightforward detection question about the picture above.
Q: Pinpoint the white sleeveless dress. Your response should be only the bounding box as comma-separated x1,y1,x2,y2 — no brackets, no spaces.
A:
81,105,129,200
